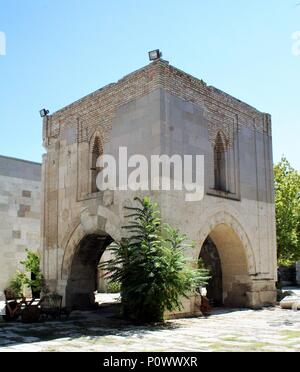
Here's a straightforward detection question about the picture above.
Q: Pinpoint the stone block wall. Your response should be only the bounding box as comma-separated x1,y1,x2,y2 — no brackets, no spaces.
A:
0,155,41,291
41,59,277,311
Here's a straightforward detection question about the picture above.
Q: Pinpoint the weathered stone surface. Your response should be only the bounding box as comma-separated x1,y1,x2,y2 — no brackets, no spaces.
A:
41,60,277,313
22,190,32,198
12,230,21,239
280,296,300,310
0,156,41,290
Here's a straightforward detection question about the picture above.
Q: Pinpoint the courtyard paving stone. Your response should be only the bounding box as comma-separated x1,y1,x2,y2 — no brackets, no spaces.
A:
0,306,299,352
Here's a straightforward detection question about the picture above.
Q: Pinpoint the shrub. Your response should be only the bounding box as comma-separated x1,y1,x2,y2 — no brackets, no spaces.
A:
101,197,210,323
107,280,121,294
8,271,26,298
20,249,43,296
7,249,44,298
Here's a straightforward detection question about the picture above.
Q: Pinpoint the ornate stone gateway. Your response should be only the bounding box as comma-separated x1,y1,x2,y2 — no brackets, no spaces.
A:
41,59,277,316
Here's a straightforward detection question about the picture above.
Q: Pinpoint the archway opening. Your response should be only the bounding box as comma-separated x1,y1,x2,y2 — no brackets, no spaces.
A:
66,233,116,309
199,237,223,306
199,223,250,308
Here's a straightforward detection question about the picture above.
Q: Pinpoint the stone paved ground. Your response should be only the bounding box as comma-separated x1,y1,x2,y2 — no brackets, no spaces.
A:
0,305,300,352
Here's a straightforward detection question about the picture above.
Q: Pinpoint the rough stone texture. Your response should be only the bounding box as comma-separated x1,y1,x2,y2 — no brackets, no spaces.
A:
280,296,300,310
22,190,32,198
0,156,41,291
41,59,277,314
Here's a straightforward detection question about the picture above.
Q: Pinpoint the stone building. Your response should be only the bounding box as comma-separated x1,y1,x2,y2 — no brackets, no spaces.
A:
0,155,41,291
41,59,277,315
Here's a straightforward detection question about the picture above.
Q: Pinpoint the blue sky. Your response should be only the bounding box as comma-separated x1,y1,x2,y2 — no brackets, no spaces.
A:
0,0,299,169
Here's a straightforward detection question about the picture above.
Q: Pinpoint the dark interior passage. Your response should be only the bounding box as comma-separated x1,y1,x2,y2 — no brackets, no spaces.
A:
66,234,113,309
199,237,223,307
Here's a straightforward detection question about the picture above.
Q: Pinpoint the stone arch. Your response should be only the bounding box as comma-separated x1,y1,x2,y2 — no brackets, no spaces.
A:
214,130,228,150
61,222,86,281
197,210,256,273
59,206,122,308
61,207,121,281
197,211,257,307
65,233,113,309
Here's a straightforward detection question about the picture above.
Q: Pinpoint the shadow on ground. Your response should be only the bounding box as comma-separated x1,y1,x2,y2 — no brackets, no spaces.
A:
0,303,182,348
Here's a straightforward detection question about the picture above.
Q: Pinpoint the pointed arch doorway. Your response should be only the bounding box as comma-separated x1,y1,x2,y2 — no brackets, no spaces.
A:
65,233,114,309
199,222,251,308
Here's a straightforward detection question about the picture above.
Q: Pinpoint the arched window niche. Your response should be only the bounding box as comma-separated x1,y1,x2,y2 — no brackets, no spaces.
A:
213,131,228,192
